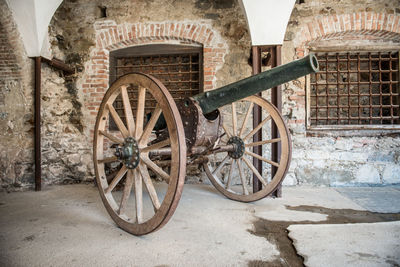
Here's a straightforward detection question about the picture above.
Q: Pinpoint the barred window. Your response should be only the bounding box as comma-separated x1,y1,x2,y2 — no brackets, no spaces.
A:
309,51,399,127
108,44,203,130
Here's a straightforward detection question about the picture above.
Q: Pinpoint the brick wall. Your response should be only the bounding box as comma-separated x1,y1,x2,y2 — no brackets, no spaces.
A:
294,12,400,56
0,2,22,97
286,12,400,128
281,6,400,186
81,20,228,142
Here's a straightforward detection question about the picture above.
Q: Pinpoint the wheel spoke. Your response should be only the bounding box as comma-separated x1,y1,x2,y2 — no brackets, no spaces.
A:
139,105,162,146
141,138,170,153
225,159,235,190
121,85,135,136
222,124,232,138
231,102,237,136
239,102,254,138
107,103,129,138
98,156,118,164
242,156,267,187
135,86,146,139
236,159,249,195
134,169,143,223
141,156,170,182
105,165,128,194
245,138,281,147
212,155,229,175
138,163,161,210
243,115,271,141
99,130,124,144
94,73,187,235
245,150,280,168
118,169,134,215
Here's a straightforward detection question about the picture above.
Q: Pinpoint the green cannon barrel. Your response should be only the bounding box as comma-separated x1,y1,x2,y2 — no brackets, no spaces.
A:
192,53,319,114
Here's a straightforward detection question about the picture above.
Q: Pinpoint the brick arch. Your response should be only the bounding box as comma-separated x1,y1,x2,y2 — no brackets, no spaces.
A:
294,12,400,57
285,12,400,126
81,20,228,138
95,22,217,50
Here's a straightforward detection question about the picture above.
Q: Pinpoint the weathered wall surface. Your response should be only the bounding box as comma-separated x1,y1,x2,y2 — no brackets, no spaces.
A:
281,0,400,186
0,0,34,190
0,0,251,189
48,0,250,186
40,65,93,185
2,0,399,190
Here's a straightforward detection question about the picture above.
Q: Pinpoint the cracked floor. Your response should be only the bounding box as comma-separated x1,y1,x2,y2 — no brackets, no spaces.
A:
1,184,399,266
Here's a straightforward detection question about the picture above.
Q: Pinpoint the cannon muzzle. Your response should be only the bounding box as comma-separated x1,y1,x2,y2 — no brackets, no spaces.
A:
192,53,319,114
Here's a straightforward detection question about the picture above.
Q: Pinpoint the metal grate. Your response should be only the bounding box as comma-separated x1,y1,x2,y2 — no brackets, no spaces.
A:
309,51,400,126
109,45,202,130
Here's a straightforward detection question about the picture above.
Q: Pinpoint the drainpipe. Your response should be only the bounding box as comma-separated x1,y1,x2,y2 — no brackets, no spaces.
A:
251,46,263,193
270,45,282,198
34,57,41,191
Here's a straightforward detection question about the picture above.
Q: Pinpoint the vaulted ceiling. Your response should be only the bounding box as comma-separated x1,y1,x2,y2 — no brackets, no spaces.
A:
6,0,295,57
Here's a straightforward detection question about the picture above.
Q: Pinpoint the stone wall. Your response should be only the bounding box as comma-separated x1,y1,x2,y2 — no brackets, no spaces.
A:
0,0,251,189
281,0,400,186
2,0,399,190
0,0,34,190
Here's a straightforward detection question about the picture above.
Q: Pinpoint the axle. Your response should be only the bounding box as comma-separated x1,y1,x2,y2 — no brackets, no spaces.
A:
192,53,319,114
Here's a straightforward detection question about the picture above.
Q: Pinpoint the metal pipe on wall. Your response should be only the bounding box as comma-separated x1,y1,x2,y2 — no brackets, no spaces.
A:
251,46,263,193
34,57,41,191
270,45,282,197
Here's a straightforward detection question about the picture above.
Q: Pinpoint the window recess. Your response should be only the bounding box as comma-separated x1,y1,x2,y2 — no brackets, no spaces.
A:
109,44,203,131
308,51,400,131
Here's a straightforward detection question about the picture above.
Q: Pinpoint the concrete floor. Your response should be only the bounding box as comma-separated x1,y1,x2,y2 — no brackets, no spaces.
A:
0,184,399,267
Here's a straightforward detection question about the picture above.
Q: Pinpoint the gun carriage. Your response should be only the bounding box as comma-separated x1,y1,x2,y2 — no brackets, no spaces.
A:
93,54,319,235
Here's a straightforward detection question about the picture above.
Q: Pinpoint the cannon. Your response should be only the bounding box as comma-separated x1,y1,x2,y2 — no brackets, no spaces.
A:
93,53,319,235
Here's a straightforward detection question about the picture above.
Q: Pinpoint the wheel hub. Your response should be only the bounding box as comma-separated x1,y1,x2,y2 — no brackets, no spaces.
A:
115,137,140,169
227,136,245,159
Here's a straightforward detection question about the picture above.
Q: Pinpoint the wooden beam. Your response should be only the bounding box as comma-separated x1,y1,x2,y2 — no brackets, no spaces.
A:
41,57,74,74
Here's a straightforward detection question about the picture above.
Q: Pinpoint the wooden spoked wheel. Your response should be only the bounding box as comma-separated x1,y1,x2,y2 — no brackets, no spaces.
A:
93,73,186,235
204,95,291,202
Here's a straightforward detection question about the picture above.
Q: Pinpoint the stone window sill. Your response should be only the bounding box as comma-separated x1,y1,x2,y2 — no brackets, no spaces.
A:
306,125,400,137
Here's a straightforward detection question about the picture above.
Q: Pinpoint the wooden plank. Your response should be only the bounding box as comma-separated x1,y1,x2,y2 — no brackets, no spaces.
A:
134,169,143,223
242,156,267,187
232,102,237,136
245,150,280,168
139,163,161,210
118,170,134,215
222,124,232,138
239,102,254,138
107,103,129,138
243,115,271,141
99,130,124,144
236,159,249,195
135,86,146,139
121,85,135,136
141,138,170,153
225,159,235,190
105,165,127,194
141,156,170,182
98,156,118,164
245,138,281,147
212,155,229,175
139,106,162,146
